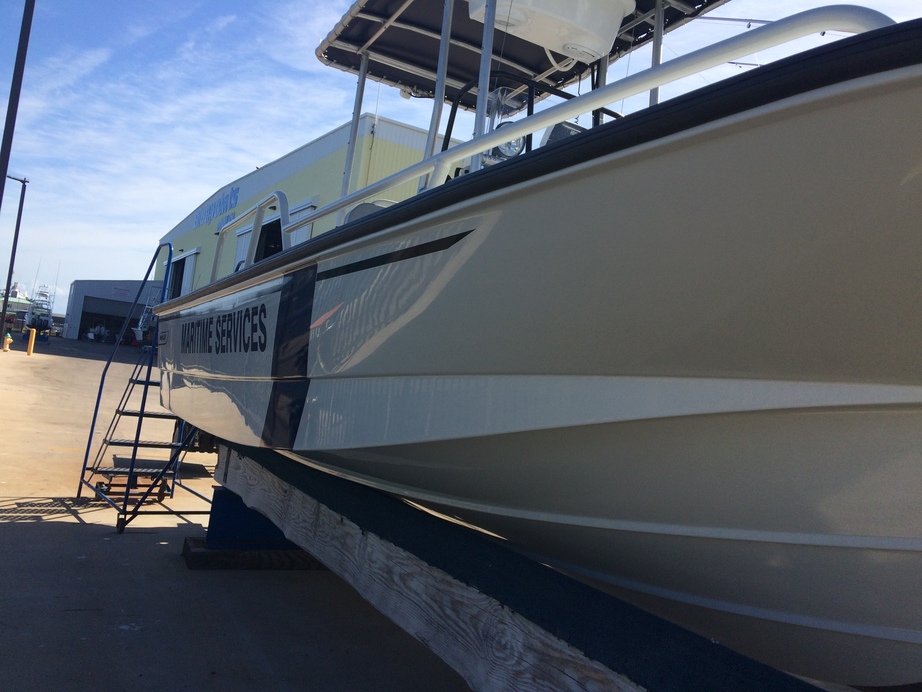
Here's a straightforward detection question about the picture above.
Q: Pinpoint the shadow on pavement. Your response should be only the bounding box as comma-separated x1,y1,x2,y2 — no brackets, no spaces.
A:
0,497,470,691
0,496,102,523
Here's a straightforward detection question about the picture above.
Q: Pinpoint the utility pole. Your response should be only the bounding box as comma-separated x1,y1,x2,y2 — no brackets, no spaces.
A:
0,0,35,337
0,0,35,212
1,175,28,333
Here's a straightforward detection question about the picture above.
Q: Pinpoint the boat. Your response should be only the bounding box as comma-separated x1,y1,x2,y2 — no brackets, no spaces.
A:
153,1,922,685
24,284,54,331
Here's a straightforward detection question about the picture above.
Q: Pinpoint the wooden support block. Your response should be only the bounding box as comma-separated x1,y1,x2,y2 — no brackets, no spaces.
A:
214,444,820,692
216,446,641,692
181,536,326,570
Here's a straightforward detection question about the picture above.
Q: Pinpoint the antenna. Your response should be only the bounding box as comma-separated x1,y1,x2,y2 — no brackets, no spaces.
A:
31,256,42,296
51,259,61,313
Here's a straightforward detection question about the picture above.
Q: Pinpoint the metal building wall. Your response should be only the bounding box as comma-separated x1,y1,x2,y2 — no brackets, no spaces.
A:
62,280,163,340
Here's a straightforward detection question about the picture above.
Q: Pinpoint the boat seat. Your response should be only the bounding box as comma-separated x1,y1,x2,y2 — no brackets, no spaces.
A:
540,121,586,147
345,199,396,223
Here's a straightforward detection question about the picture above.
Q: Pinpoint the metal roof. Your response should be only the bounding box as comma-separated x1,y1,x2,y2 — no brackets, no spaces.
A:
316,0,730,110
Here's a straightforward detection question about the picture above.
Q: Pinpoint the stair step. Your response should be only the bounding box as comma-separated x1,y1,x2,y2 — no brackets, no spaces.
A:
97,467,170,477
104,438,183,449
110,455,174,465
94,489,170,502
105,455,177,469
116,409,178,420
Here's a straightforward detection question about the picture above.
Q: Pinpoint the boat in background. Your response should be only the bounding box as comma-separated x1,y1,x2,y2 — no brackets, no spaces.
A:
24,285,54,331
154,1,922,684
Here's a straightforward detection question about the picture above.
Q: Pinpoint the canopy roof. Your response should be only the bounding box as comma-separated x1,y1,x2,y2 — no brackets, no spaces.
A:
317,0,729,110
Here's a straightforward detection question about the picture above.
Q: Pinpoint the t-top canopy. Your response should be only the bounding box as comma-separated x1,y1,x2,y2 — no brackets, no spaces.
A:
317,0,729,111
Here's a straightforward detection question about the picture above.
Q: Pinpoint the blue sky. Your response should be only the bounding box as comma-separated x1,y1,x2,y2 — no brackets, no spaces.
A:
0,0,919,313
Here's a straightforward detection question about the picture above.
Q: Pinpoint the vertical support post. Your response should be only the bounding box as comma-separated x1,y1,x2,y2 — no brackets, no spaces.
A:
592,57,610,127
341,52,369,202
649,0,665,106
0,0,34,216
424,0,455,159
420,0,456,190
525,82,535,152
26,327,35,355
471,0,497,171
1,176,28,333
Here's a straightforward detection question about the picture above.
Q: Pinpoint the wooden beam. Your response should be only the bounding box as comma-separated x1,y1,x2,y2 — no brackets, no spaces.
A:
214,443,820,691
216,445,641,691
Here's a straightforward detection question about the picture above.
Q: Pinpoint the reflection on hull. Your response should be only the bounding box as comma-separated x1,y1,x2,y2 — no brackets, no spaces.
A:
282,402,922,685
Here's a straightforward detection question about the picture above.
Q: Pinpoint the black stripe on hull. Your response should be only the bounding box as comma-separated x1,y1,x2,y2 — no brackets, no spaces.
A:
259,231,472,447
261,265,317,448
316,230,473,281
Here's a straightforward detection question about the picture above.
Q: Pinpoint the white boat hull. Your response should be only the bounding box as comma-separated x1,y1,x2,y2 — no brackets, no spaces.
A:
158,62,922,685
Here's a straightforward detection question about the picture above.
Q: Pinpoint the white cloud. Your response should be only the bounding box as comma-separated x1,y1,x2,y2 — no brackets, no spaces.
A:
2,3,363,310
207,15,237,35
257,0,353,73
16,47,112,127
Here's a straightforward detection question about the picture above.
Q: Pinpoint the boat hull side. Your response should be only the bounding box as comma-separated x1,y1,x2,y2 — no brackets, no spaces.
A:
288,404,922,686
156,65,922,684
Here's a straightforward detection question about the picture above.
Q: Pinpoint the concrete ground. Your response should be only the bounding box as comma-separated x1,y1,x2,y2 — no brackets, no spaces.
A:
0,335,470,691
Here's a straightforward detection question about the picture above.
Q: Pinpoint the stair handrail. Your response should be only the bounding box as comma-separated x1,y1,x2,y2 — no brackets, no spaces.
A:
77,242,173,498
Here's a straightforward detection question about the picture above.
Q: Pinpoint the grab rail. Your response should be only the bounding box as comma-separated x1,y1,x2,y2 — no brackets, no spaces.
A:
210,191,290,282
273,5,891,243
199,7,893,286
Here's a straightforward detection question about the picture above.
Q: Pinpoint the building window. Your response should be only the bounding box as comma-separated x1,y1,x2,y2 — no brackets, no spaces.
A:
168,249,199,298
253,219,283,262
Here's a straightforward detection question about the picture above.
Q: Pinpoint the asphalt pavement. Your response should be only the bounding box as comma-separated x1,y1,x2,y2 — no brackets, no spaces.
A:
0,335,470,691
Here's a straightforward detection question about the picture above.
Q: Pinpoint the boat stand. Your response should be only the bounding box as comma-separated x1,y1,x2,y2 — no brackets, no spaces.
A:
215,443,825,692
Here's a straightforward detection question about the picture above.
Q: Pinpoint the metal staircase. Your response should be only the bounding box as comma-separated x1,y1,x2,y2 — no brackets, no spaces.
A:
77,242,212,532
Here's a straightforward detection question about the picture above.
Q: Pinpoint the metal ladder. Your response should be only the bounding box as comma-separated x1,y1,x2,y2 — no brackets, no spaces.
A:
77,242,212,532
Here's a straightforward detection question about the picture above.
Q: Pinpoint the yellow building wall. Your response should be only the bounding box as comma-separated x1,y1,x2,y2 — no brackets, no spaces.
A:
207,147,349,282
157,124,431,294
351,134,426,206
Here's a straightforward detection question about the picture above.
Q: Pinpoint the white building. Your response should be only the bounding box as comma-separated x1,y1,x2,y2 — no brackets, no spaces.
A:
63,280,163,341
